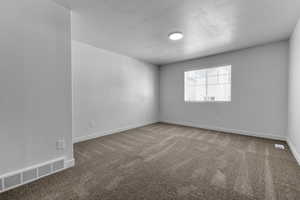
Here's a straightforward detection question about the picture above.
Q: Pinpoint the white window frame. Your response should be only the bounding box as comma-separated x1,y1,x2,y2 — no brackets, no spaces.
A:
184,65,232,103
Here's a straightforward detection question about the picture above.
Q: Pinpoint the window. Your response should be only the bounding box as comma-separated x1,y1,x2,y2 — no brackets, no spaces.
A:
184,65,231,102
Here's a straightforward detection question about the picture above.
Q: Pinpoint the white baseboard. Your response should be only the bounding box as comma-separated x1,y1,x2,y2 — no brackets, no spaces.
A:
0,157,75,193
286,138,300,166
161,120,286,141
65,158,75,168
73,121,159,143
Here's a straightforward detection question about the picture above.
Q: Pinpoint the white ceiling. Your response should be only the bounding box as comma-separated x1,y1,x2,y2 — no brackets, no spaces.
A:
53,0,300,65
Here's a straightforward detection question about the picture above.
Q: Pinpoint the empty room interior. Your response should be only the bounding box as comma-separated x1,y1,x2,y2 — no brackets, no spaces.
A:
1,0,300,199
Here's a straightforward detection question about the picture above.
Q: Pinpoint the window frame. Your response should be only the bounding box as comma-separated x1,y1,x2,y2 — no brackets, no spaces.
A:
184,65,232,103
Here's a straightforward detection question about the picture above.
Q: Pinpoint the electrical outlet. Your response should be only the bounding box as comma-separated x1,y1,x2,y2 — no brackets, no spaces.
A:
56,139,65,150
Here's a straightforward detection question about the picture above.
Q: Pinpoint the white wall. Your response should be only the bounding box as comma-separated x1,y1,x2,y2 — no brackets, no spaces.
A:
288,19,300,164
72,40,159,142
0,0,73,176
160,41,289,140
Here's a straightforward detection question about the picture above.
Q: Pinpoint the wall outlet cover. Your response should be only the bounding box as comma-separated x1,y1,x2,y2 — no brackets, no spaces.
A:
56,139,65,150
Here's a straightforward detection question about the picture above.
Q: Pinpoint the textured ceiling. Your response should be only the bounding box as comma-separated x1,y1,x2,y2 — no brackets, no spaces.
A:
53,0,300,65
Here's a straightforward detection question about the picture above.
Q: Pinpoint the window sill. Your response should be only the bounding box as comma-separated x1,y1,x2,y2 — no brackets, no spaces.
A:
184,101,231,103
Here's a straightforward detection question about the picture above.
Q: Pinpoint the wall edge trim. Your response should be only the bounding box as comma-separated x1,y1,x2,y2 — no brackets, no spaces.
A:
286,137,300,166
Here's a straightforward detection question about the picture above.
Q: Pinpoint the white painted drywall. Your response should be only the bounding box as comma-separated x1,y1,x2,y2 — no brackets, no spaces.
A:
288,19,300,163
0,0,73,176
72,40,159,142
160,41,288,140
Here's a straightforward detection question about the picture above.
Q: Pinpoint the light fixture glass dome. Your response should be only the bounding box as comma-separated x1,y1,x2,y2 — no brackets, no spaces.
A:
168,32,183,41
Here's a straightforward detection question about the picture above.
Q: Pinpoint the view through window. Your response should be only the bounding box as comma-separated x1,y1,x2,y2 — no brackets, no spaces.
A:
184,65,231,102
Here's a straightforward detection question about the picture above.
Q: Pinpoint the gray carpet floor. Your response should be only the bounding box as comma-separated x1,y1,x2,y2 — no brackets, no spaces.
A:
1,123,300,200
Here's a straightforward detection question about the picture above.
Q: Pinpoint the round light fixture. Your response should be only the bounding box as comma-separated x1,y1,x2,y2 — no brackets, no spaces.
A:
168,32,183,41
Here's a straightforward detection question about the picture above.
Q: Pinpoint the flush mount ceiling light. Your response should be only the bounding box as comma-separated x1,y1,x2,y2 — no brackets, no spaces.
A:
168,32,184,41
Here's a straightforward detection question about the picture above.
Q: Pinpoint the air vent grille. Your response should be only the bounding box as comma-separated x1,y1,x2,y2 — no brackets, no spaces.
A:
53,160,64,172
0,178,3,191
0,158,66,193
38,164,52,177
23,169,37,183
4,174,21,190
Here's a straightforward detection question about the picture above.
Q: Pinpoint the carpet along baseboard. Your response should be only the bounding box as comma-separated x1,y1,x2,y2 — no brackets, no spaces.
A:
72,120,300,165
73,121,159,144
161,120,286,141
0,157,75,193
286,138,300,166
